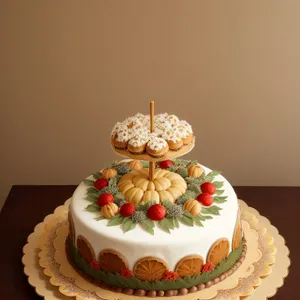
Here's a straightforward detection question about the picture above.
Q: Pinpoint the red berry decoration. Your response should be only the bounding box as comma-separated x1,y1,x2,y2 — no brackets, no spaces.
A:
201,182,216,195
159,160,174,169
94,178,108,190
147,204,166,221
120,203,136,217
164,271,179,280
202,262,215,273
197,193,213,206
89,259,100,270
97,193,114,207
120,268,133,278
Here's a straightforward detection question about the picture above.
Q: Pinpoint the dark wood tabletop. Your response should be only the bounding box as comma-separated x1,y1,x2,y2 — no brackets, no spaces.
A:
0,186,298,299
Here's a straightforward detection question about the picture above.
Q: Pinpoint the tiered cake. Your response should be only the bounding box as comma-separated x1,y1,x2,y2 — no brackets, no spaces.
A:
67,103,245,297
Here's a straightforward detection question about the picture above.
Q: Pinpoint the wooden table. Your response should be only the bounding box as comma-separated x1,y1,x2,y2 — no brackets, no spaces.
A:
0,186,298,299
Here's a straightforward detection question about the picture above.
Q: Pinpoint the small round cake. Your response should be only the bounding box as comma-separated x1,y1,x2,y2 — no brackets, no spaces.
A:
67,159,244,296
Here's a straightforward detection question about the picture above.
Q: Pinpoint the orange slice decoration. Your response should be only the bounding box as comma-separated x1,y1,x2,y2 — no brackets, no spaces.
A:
76,235,95,263
133,257,168,281
232,211,243,250
68,209,75,243
175,255,204,277
98,250,128,273
207,238,230,266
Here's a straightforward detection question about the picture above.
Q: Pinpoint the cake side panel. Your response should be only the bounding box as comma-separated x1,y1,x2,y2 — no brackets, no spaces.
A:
65,235,246,293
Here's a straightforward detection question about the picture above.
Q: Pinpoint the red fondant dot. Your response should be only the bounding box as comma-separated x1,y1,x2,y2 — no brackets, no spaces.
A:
202,262,215,273
120,203,136,217
97,193,114,207
197,193,213,206
94,178,108,190
159,160,174,169
120,268,133,278
147,204,166,221
201,182,216,195
89,259,100,270
164,271,180,280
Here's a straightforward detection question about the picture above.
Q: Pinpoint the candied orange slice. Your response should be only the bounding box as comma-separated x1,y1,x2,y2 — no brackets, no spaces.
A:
133,257,168,281
68,209,75,243
175,255,204,277
98,249,128,273
76,235,95,262
207,238,230,266
232,213,243,250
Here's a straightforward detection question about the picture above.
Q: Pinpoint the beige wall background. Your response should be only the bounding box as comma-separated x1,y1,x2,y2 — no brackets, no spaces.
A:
1,1,300,210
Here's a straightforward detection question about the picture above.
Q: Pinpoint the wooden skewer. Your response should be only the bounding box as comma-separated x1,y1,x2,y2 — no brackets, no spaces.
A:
150,101,155,132
149,101,155,181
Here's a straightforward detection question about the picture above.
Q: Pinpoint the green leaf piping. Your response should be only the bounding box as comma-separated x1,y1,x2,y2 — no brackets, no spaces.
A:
107,214,124,226
86,203,100,212
201,205,222,215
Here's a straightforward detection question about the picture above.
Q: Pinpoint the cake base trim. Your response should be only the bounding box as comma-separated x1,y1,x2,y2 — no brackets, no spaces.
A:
65,235,247,296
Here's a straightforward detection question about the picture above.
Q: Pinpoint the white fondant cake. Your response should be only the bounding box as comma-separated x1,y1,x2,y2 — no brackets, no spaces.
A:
66,109,245,296
71,164,239,270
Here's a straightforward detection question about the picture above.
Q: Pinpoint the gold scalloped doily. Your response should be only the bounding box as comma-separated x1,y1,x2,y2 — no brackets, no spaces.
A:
22,199,290,300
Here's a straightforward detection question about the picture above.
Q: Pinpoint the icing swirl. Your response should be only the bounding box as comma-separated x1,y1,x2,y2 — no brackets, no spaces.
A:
116,125,129,142
162,128,182,142
128,135,149,147
147,137,168,151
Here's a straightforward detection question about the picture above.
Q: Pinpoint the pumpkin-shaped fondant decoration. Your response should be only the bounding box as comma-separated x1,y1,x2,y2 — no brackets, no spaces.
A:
102,168,117,180
129,160,143,171
183,199,202,216
101,203,119,218
188,164,204,178
117,168,187,205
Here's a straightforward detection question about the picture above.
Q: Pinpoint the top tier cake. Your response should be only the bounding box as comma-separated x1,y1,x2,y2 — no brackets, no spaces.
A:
111,112,195,161
67,107,244,297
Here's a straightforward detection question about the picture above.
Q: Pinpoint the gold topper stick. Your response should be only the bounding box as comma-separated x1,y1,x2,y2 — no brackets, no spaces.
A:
149,101,155,180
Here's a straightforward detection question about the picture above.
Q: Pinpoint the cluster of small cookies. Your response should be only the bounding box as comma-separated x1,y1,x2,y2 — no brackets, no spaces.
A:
111,113,193,158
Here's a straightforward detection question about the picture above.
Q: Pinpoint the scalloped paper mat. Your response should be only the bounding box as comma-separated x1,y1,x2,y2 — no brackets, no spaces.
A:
22,200,290,300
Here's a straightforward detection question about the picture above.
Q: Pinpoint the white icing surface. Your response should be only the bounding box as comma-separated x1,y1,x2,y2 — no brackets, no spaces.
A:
162,128,183,142
115,125,129,142
128,136,149,147
71,165,238,270
173,124,189,138
178,120,192,133
147,136,168,150
111,122,123,137
166,114,180,125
